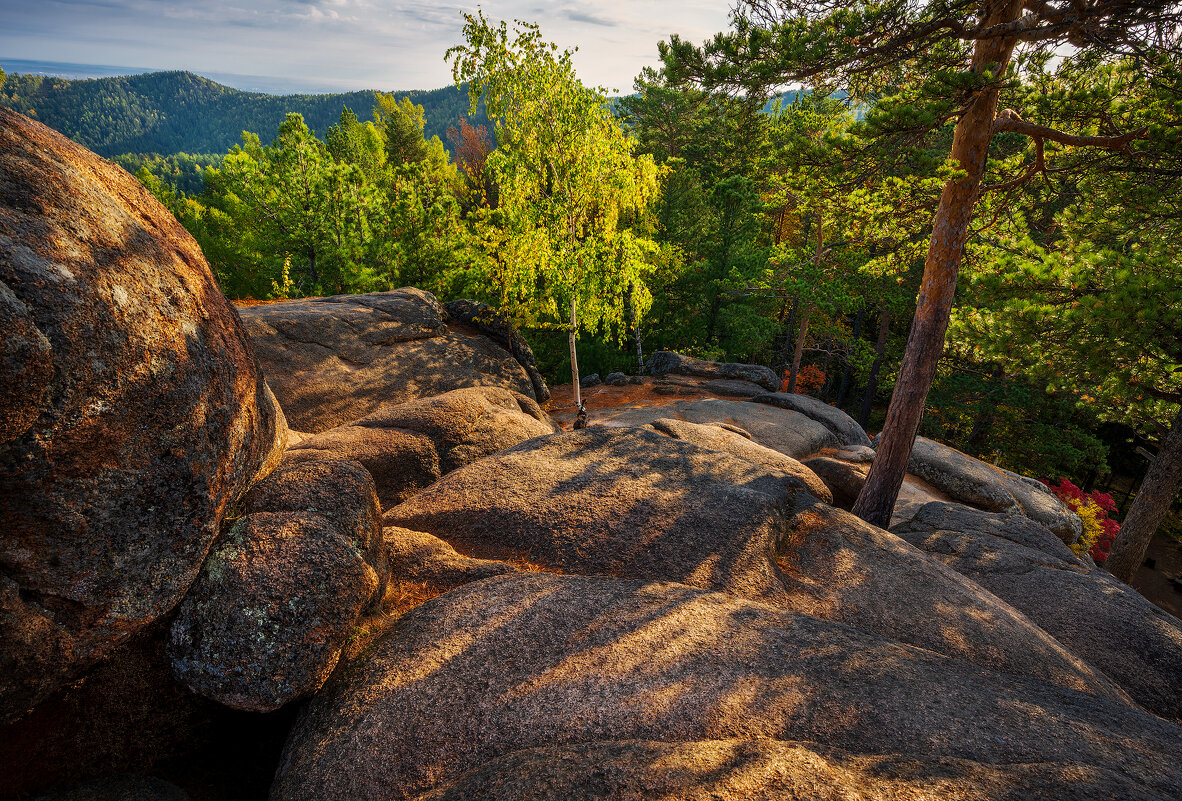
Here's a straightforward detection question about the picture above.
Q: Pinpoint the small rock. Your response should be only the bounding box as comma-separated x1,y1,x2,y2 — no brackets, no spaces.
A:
647,350,780,391
604,371,628,386
579,373,602,388
169,455,385,712
288,386,555,508
752,392,874,448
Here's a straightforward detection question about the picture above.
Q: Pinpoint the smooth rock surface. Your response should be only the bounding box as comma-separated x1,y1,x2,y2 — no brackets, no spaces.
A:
700,378,767,397
413,739,1170,801
776,498,1121,699
589,398,838,459
385,427,1122,697
753,392,874,448
381,526,522,617
271,574,1182,801
904,437,1081,542
239,289,536,433
894,502,1182,722
289,386,556,507
170,456,384,712
0,107,286,723
646,417,832,503
647,351,780,392
386,427,800,604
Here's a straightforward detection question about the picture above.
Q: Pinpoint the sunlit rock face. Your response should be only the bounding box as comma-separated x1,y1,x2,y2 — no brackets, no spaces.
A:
385,426,1123,700
894,501,1182,722
0,107,286,724
271,573,1182,801
238,289,539,434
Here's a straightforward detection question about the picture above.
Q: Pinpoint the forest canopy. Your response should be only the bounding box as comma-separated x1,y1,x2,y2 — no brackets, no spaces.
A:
21,10,1178,576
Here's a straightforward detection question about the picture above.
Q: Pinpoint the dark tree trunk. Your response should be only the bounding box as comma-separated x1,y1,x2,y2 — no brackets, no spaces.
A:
858,308,891,430
836,309,864,408
1106,405,1182,583
852,1,1023,527
787,306,811,394
775,299,799,380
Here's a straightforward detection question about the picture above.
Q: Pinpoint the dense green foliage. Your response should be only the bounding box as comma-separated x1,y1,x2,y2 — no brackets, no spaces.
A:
73,15,1175,517
447,14,660,394
0,70,484,156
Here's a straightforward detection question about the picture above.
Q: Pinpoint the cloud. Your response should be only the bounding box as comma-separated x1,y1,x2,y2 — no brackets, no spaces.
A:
561,10,618,28
0,0,733,93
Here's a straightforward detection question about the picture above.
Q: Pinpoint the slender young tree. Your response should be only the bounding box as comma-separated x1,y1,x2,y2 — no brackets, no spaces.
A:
666,0,1180,526
449,13,660,410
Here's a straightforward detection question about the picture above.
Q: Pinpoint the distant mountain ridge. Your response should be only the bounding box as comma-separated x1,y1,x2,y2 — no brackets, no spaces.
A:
0,70,482,157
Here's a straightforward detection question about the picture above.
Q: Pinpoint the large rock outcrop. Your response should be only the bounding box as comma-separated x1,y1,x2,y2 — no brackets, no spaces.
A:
169,455,385,712
270,574,1182,801
443,299,549,402
645,417,833,503
0,108,286,723
646,351,780,391
752,391,874,448
902,437,1081,542
894,502,1182,722
289,386,556,508
238,290,538,433
589,398,838,459
413,738,1164,801
386,427,801,604
385,427,1122,697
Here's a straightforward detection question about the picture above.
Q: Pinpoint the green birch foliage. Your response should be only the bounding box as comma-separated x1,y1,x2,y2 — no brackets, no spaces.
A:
447,13,661,341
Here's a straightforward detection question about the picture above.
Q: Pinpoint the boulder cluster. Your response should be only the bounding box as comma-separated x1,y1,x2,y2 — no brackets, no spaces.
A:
2,109,1181,801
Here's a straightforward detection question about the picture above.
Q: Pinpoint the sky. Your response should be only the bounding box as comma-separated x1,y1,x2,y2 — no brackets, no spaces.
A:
0,1,735,94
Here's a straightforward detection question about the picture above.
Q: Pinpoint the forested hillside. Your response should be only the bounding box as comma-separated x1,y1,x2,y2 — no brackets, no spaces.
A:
0,70,483,156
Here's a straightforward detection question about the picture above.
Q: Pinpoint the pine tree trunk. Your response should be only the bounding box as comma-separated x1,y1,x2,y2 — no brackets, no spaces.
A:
852,2,1022,527
787,307,811,394
1106,405,1182,583
859,308,891,429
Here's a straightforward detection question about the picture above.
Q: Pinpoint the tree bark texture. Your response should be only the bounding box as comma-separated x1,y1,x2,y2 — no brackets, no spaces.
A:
852,0,1024,527
1106,405,1182,583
